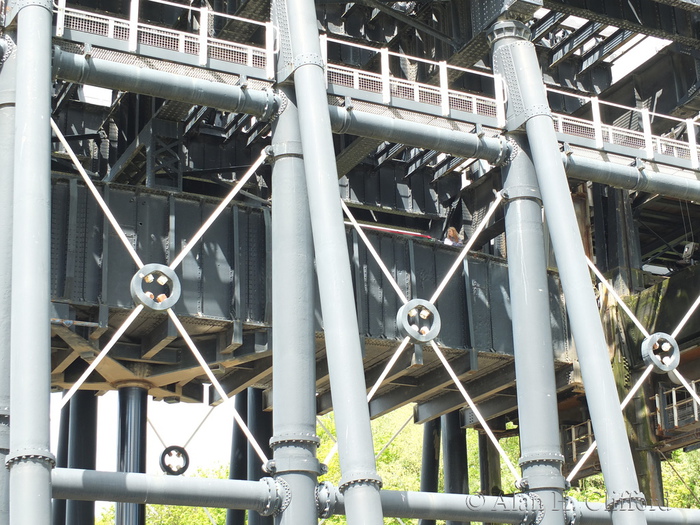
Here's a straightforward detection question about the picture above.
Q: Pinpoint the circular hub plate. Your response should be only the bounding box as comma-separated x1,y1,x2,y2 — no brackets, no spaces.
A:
130,263,181,311
396,299,441,343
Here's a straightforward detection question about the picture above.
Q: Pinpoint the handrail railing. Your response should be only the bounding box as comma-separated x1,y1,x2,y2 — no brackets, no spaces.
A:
55,0,275,78
53,1,700,170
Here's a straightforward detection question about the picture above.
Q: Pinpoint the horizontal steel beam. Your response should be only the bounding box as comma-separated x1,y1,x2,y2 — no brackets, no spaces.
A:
561,153,700,201
52,47,279,120
51,468,278,512
51,468,700,524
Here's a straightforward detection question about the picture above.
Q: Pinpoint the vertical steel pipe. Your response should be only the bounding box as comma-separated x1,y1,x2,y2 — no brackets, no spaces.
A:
478,432,502,525
247,388,273,525
270,85,319,525
489,20,647,525
116,386,148,525
500,133,566,524
441,411,469,525
7,2,54,524
227,391,249,525
66,391,98,524
418,419,441,525
0,31,16,525
279,0,384,523
52,400,70,525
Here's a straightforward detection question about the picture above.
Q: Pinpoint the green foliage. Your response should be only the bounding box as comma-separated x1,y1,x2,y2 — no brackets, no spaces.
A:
661,449,700,508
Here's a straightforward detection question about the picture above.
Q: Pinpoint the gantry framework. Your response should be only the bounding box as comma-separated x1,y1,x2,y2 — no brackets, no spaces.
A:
3,0,700,524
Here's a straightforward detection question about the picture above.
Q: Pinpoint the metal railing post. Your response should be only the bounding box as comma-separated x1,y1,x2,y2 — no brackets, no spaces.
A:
381,47,390,104
641,107,654,159
129,0,139,52
319,33,328,88
199,5,209,66
265,21,275,80
56,0,67,37
439,61,449,116
687,119,699,170
494,73,506,128
591,96,604,149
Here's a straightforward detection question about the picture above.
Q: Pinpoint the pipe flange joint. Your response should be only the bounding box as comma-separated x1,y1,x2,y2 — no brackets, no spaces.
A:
6,449,56,470
259,476,290,516
130,263,181,311
641,332,680,373
316,480,337,519
564,496,581,525
293,53,325,72
270,89,288,122
606,490,646,511
270,432,321,448
515,492,544,525
1,35,15,65
396,298,441,343
257,87,279,122
504,136,520,164
489,136,514,166
338,472,383,493
519,451,565,466
487,20,532,45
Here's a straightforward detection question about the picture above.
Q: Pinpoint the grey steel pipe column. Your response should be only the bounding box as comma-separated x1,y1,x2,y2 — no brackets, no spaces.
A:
66,391,98,524
247,388,273,525
116,387,148,525
441,411,469,525
279,0,384,523
227,391,248,525
269,86,319,525
500,133,566,524
418,419,441,525
0,31,16,525
489,20,647,525
52,401,70,525
7,2,55,524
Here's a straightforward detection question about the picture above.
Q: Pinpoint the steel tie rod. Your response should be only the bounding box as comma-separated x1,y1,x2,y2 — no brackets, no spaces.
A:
167,309,269,464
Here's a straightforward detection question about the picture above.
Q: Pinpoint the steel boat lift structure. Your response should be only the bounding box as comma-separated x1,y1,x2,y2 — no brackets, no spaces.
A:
3,0,700,523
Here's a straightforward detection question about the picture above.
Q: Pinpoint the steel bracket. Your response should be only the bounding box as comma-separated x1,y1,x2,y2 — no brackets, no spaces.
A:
293,53,325,72
5,0,52,27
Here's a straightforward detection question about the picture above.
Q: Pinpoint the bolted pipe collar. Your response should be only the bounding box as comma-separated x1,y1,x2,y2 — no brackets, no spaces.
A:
486,20,531,46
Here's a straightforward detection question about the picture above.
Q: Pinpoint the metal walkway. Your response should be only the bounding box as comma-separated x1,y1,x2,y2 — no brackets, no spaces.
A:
55,0,700,176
